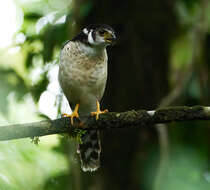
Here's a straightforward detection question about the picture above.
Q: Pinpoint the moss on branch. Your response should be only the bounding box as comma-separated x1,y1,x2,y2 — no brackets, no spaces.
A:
0,106,210,141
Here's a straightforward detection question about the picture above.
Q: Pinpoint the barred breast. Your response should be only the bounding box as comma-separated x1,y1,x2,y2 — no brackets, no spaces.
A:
59,41,108,115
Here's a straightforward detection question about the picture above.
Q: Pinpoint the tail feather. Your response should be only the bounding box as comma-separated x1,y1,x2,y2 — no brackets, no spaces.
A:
77,130,101,172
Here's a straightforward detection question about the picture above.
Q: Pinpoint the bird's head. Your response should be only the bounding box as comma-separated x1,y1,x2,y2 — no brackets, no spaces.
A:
73,24,116,47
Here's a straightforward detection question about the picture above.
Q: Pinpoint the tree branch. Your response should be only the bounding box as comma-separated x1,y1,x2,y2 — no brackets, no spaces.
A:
1,106,210,141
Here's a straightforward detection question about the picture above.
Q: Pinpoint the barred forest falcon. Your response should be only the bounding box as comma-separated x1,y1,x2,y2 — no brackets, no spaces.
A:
59,24,116,171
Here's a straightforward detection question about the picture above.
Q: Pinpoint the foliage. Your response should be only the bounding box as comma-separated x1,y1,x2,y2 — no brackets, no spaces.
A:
0,137,68,190
0,68,28,115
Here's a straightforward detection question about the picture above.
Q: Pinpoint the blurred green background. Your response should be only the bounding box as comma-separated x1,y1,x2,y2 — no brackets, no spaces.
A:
1,0,210,189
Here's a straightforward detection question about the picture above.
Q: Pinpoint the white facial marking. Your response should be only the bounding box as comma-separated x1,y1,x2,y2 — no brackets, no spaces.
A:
83,28,88,35
88,30,95,44
147,110,155,116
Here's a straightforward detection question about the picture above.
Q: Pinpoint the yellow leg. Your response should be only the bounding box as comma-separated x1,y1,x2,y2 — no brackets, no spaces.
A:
62,104,79,125
91,100,108,120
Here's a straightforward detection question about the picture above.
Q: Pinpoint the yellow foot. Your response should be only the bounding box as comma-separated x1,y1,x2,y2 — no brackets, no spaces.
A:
91,100,108,120
62,104,79,125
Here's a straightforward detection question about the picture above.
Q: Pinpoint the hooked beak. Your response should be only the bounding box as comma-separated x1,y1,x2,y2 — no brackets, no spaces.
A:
105,33,116,44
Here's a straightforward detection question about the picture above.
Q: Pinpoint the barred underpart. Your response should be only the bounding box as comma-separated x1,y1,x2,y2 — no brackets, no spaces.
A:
77,130,101,172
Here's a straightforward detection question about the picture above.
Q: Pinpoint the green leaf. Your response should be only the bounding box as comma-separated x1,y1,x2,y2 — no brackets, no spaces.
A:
0,68,28,115
31,72,49,102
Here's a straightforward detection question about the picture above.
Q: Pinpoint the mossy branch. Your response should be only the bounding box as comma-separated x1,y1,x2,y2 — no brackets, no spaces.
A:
1,106,210,141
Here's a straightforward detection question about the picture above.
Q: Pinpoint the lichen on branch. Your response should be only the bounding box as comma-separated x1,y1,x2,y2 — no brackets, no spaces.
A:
0,106,210,141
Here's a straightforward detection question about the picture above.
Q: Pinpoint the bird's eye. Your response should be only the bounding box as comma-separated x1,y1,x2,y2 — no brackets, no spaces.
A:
99,30,106,35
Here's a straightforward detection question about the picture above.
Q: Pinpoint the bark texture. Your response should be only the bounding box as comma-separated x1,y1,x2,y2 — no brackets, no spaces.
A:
1,106,209,141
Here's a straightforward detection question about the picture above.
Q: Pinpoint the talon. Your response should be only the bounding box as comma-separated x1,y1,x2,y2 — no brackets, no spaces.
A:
91,101,108,120
62,104,79,125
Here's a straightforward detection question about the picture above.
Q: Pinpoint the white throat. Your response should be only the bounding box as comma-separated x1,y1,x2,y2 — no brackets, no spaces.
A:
79,41,106,56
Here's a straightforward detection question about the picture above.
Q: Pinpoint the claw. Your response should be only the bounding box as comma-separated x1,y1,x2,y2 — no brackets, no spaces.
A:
62,104,79,125
91,100,108,120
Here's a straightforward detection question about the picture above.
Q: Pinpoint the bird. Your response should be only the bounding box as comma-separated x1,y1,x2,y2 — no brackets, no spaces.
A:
58,24,116,172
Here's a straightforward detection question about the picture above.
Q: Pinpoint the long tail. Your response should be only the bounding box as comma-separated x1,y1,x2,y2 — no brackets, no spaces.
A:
77,130,101,172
